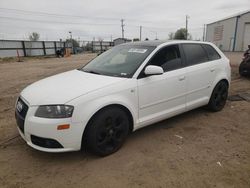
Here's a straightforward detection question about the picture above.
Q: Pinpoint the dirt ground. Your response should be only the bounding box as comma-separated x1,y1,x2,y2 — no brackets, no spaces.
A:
0,52,249,188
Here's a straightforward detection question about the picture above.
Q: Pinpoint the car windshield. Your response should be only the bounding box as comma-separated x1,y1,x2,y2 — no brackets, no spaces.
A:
80,45,155,78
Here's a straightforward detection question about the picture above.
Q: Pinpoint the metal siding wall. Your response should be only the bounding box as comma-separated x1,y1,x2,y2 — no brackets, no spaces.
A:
0,40,73,57
0,49,24,57
243,24,250,50
0,40,22,49
56,42,64,49
235,12,250,51
206,17,236,51
0,40,24,57
45,42,54,48
45,49,55,55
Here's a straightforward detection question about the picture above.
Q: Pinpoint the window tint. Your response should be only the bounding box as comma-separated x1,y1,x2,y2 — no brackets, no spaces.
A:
182,44,208,66
149,45,182,72
202,44,221,61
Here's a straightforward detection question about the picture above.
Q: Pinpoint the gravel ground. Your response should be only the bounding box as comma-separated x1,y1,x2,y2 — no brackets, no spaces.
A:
0,52,249,188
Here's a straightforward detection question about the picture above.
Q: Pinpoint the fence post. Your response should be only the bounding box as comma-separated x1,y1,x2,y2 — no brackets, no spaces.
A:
42,41,46,55
21,41,26,57
54,42,57,54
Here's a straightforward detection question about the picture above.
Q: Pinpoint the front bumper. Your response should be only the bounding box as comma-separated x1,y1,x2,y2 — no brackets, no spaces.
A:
15,97,84,153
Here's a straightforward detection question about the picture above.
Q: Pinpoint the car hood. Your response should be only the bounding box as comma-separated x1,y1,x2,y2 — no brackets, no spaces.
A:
21,69,125,106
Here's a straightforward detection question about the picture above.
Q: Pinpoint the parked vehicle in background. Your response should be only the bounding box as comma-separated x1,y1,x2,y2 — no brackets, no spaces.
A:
15,40,231,156
239,45,250,76
56,47,65,58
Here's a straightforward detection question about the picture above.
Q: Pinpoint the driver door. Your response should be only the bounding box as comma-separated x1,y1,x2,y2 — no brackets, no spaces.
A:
137,45,187,127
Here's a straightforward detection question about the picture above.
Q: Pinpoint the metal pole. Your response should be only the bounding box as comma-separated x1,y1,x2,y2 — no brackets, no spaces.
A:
186,15,188,40
140,26,142,41
42,41,46,55
69,31,73,54
203,24,206,41
21,41,26,57
121,19,125,39
233,16,240,52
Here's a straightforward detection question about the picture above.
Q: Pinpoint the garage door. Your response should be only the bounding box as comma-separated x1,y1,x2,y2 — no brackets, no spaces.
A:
243,23,250,51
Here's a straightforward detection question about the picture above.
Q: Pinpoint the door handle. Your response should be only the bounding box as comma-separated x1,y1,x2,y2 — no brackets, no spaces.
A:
210,68,215,72
179,76,185,81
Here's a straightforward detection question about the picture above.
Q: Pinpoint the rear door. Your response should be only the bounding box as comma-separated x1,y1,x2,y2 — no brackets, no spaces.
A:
181,43,216,110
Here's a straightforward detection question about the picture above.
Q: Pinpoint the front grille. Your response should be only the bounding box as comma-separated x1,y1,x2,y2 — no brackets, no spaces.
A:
31,135,63,148
15,97,29,133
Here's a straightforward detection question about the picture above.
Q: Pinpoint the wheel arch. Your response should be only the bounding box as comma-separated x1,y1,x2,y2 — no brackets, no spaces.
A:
208,77,230,103
81,103,134,149
219,78,229,87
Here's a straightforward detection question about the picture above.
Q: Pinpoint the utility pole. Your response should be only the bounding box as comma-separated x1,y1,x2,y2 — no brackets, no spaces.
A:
121,19,125,39
185,15,189,40
69,31,72,40
69,31,73,52
140,26,142,41
203,24,206,41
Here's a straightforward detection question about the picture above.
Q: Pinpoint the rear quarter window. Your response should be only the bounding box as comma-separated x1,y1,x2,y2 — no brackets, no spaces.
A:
182,44,208,66
202,44,221,61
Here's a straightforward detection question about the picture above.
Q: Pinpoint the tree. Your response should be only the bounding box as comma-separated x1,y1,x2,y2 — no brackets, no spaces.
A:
173,28,192,40
168,32,174,40
174,28,186,40
66,39,80,47
29,32,40,41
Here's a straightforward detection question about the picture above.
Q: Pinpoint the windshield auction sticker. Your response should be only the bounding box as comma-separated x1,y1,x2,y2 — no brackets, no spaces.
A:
128,48,147,53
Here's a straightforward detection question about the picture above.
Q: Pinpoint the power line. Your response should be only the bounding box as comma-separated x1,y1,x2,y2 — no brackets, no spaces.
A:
0,16,118,26
0,7,119,21
0,7,168,25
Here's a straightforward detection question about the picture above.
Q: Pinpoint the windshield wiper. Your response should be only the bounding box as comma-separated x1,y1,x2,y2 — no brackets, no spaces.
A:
83,70,101,75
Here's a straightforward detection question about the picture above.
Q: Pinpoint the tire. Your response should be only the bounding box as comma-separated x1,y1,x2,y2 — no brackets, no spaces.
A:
207,81,228,112
84,106,130,156
239,62,248,77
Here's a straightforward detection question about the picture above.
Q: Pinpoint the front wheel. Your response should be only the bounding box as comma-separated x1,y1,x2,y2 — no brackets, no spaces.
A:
207,81,228,112
84,106,130,156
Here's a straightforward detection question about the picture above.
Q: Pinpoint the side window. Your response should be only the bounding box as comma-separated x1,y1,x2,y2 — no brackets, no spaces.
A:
149,45,182,72
202,44,221,61
182,44,208,66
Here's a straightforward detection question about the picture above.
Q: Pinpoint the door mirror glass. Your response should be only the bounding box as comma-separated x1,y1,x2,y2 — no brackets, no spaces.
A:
144,65,164,76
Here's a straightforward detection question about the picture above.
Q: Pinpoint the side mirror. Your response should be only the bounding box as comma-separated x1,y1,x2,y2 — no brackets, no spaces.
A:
144,65,164,76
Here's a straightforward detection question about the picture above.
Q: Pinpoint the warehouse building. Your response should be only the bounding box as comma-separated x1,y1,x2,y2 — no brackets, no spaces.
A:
206,10,250,51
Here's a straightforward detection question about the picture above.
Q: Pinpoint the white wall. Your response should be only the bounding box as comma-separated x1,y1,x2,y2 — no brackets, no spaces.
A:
206,12,250,51
235,12,250,51
206,17,236,51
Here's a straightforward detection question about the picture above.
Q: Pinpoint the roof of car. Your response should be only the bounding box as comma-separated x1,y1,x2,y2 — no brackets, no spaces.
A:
120,40,210,47
128,40,169,47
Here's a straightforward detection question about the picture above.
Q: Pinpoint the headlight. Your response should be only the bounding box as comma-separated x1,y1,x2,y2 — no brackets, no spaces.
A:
35,105,74,118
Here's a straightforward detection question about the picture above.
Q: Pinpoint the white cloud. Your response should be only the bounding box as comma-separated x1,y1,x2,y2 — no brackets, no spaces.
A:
0,0,249,41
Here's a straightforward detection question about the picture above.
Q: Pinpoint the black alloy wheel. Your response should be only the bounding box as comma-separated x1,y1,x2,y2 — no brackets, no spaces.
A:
84,106,130,156
207,81,228,112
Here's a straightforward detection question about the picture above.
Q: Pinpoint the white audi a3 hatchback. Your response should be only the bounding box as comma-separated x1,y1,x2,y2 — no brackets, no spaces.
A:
15,40,231,156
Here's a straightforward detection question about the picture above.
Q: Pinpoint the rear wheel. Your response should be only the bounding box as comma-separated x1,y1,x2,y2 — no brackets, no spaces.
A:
207,81,228,112
84,106,130,156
